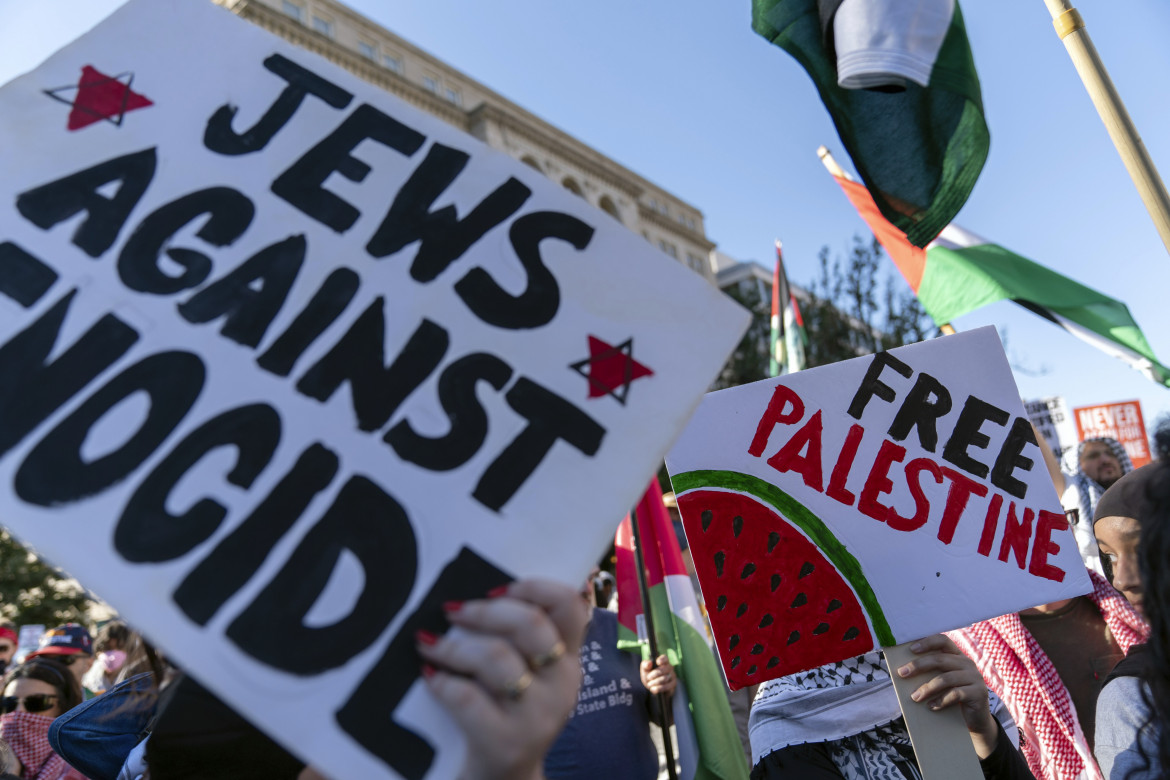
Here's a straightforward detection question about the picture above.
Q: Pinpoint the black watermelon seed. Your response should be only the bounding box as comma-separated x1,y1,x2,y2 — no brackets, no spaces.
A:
767,532,781,553
747,665,758,675
736,602,748,618
750,644,764,655
740,563,756,579
766,656,780,669
843,626,860,641
799,561,815,578
791,592,807,608
714,551,725,577
731,656,741,669
733,515,743,537
787,630,800,646
717,595,727,612
813,622,830,635
827,599,842,613
759,613,774,628
729,634,740,650
771,574,782,592
701,509,713,531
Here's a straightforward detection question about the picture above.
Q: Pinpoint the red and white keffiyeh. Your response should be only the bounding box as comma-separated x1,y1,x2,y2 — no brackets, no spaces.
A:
0,710,86,780
948,571,1148,780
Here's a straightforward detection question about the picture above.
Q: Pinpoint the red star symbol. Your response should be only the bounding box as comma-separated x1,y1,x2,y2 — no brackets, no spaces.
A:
570,335,654,405
44,65,153,131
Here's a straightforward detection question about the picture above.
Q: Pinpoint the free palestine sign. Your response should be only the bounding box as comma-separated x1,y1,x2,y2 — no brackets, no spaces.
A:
667,327,1090,690
0,1,748,777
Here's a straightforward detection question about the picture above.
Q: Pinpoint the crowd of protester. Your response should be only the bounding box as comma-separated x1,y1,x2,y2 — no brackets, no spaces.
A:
0,422,1167,779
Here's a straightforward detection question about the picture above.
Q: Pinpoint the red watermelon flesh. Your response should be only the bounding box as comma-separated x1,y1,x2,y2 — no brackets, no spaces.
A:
678,488,874,689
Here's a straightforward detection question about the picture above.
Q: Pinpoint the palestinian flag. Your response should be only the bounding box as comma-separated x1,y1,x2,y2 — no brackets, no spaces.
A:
770,241,807,377
835,175,1170,386
752,0,989,247
615,481,748,780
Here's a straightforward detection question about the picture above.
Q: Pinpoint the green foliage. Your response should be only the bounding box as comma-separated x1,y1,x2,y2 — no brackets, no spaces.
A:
717,234,936,387
0,530,96,627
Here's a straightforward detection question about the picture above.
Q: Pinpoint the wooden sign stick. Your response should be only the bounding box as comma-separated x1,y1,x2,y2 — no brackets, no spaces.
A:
885,641,983,780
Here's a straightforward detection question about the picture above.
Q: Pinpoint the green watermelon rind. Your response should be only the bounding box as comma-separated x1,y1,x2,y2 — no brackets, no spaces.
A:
672,468,896,648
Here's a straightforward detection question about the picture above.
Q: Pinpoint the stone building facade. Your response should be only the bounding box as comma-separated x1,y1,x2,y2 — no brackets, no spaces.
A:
212,0,717,281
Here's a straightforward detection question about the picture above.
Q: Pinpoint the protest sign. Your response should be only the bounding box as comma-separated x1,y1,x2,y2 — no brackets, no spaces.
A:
1024,396,1076,460
666,327,1090,689
0,1,748,777
1074,399,1151,467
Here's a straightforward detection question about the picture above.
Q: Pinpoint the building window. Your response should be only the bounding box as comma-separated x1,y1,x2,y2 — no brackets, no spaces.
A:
423,75,439,93
686,217,696,230
282,1,303,21
658,202,669,215
383,54,403,74
359,41,377,60
312,15,333,37
686,253,705,272
658,241,678,259
444,87,462,106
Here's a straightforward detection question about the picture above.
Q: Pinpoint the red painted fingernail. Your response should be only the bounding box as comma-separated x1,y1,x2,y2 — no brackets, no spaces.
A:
421,663,437,679
442,600,464,613
416,629,440,646
487,585,509,598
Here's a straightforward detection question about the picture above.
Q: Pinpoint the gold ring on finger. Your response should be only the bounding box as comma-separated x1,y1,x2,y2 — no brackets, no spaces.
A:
502,670,534,701
529,640,567,670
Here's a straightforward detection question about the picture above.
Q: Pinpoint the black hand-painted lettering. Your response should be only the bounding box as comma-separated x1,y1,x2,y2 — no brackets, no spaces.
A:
0,243,58,307
385,353,513,470
366,143,531,281
257,268,360,377
174,443,340,626
272,103,426,233
115,404,281,563
117,187,255,295
847,351,913,420
14,351,205,506
204,53,353,155
16,148,157,258
942,395,1010,480
887,372,952,452
455,210,590,330
226,475,417,675
991,417,1036,500
0,290,138,460
296,302,448,432
473,378,605,511
177,235,305,348
336,547,512,780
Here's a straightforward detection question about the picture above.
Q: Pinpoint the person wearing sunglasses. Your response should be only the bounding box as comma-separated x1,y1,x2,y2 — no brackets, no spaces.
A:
0,659,84,779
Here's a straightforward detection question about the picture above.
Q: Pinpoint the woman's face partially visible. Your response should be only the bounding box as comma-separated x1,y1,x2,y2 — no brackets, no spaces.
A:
3,677,62,719
1096,514,1143,618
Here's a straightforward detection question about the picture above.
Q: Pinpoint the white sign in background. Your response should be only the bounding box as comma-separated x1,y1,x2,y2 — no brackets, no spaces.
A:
0,1,748,777
668,328,1090,663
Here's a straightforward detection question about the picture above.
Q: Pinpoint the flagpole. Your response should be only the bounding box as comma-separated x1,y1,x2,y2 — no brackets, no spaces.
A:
816,146,957,335
629,504,680,780
1040,0,1170,257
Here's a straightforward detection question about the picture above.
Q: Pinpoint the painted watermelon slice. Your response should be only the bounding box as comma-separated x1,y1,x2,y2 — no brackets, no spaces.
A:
673,469,894,690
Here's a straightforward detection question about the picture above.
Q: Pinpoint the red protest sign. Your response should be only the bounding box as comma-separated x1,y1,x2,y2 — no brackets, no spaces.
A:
1073,400,1151,468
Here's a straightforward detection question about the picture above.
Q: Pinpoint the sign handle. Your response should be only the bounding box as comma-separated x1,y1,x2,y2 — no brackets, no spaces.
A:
884,641,984,780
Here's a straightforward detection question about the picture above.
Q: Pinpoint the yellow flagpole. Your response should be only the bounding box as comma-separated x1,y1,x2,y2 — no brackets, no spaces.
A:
1041,0,1170,257
816,146,956,335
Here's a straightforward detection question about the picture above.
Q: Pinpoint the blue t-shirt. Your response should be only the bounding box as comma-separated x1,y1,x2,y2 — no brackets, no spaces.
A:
544,608,659,780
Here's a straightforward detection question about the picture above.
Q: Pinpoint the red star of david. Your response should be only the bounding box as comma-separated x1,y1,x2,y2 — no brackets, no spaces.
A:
570,335,654,405
44,65,153,131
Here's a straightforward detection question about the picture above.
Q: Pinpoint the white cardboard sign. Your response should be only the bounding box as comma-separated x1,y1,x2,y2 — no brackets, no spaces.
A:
0,1,748,777
666,328,1090,690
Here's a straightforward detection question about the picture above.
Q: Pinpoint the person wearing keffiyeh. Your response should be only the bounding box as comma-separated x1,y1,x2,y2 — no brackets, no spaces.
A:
1057,438,1132,577
948,571,1148,780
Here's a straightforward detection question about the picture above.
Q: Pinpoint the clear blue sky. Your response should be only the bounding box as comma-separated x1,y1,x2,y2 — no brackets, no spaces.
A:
3,0,1169,438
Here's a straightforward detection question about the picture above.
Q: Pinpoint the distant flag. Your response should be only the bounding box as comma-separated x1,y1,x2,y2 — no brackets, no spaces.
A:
769,241,807,377
752,0,989,248
615,482,749,780
834,174,1170,387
